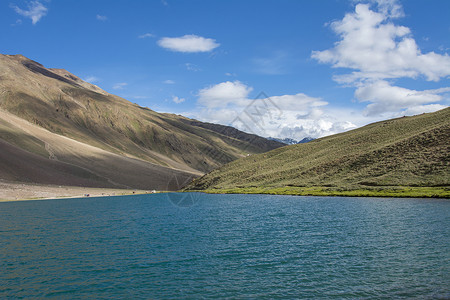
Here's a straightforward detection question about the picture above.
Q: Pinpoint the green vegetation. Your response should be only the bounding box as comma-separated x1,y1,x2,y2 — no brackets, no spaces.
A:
187,108,450,197
193,186,450,198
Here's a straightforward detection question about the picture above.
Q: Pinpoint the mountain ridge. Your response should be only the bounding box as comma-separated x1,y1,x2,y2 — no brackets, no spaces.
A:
0,54,283,190
268,137,315,145
187,108,450,195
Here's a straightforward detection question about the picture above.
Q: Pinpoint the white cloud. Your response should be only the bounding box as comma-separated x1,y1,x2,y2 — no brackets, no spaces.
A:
355,80,450,116
12,1,48,25
84,76,99,83
312,1,450,117
96,15,107,21
266,94,328,111
138,33,155,39
401,104,448,116
360,0,404,19
172,96,185,104
157,35,220,53
163,79,175,84
278,118,357,140
191,81,357,139
312,4,450,83
112,82,127,90
198,81,252,108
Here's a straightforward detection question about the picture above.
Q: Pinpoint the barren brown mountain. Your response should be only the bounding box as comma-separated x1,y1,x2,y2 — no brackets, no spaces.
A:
0,54,283,191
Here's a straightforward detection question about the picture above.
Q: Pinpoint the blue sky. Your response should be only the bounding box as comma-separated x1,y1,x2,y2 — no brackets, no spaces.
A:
1,0,450,139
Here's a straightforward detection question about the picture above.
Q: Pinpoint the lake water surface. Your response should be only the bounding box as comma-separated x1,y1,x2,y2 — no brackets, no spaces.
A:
1,193,449,299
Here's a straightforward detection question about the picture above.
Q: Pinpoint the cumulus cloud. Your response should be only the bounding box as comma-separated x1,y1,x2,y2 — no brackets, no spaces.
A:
312,3,450,82
192,81,357,139
172,96,185,104
267,94,328,112
12,1,48,25
198,81,252,108
163,79,175,84
157,35,220,53
112,82,127,90
312,0,450,117
401,104,448,116
355,81,450,116
361,0,404,19
279,119,356,140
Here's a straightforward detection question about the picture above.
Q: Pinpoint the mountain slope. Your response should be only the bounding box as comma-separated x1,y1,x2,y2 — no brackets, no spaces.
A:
187,108,450,192
0,109,194,190
0,54,283,190
268,137,315,145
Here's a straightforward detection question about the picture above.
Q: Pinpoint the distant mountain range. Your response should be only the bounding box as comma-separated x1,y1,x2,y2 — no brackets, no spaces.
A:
187,108,450,193
0,54,283,190
268,137,315,145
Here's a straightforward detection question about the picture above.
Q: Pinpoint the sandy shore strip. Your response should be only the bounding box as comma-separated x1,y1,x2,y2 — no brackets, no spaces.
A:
0,181,157,202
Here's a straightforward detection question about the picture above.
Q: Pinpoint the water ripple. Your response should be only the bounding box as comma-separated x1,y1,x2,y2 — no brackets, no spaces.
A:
0,194,449,299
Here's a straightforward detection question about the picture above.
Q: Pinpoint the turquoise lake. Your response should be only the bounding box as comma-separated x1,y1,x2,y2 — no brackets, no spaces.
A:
1,193,449,299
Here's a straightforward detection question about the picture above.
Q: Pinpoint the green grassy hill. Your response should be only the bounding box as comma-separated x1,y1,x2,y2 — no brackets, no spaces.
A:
187,108,450,197
0,54,283,190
